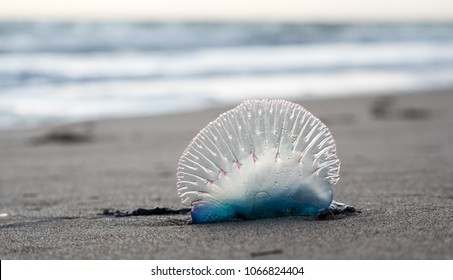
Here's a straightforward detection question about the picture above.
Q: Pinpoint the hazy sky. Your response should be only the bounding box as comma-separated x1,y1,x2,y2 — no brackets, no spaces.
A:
1,0,453,21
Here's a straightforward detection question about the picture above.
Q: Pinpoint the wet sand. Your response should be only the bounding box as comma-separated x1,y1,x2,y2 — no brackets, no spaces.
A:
0,89,452,259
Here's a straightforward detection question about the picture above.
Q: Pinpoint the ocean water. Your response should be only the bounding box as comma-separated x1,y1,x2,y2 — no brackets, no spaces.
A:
0,21,452,129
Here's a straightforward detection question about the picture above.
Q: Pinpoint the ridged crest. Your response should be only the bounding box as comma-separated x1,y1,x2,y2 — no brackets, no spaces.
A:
177,99,340,223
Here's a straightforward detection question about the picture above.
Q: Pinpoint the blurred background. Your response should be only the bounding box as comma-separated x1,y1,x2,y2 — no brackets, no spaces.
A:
0,0,452,129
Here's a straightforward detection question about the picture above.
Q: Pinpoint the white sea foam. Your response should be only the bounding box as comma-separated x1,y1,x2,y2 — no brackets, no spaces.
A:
1,42,452,79
0,22,452,129
1,69,448,129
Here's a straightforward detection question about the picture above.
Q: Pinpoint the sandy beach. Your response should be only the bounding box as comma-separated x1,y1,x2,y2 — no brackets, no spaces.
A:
0,89,452,259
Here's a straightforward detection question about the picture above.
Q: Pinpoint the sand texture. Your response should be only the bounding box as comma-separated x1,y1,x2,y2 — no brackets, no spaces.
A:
0,90,452,259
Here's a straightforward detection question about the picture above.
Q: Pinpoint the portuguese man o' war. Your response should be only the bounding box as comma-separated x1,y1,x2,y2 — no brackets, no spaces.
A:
177,99,356,224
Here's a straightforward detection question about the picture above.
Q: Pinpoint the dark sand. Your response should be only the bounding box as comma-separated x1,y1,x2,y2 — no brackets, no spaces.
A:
0,89,452,259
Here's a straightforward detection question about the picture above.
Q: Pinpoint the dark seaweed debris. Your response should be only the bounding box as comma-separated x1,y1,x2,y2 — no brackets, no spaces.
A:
318,204,360,220
32,122,95,145
370,96,430,120
251,249,283,257
101,207,191,217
